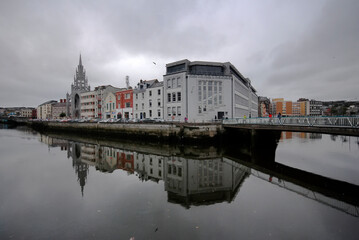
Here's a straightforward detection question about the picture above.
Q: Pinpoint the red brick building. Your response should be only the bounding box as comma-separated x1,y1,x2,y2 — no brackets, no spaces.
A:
115,89,133,119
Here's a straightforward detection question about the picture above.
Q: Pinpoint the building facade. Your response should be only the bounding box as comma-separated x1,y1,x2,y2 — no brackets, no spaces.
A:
52,99,67,119
133,80,164,120
103,92,117,119
80,91,96,119
115,88,133,119
20,108,35,118
94,85,125,119
163,59,258,122
37,100,57,119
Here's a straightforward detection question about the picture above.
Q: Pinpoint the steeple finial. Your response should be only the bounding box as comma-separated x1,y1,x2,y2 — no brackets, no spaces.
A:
79,54,82,66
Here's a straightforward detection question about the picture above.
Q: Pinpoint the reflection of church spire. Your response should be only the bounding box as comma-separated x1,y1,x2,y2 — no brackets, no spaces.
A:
75,162,89,196
70,143,89,196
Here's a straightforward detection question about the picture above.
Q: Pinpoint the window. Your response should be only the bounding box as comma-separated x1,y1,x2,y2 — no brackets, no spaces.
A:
149,110,152,117
135,104,138,110
159,170,162,177
149,99,152,107
203,82,207,105
208,81,213,105
158,89,161,95
149,90,152,96
157,99,161,107
136,94,138,100
142,103,144,110
172,107,176,116
142,93,144,99
125,93,130,99
125,102,130,108
177,106,181,116
172,92,176,102
177,77,181,87
172,78,176,88
177,92,181,101
167,79,171,88
167,107,171,116
158,109,161,117
168,165,172,174
167,93,171,102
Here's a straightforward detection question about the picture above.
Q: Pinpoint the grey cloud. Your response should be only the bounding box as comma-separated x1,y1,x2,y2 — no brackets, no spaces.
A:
264,0,359,100
0,0,358,107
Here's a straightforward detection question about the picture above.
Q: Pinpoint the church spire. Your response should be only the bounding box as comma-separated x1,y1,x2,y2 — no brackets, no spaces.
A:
79,54,82,66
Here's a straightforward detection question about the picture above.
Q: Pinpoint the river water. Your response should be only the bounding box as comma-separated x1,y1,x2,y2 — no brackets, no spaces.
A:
0,125,358,239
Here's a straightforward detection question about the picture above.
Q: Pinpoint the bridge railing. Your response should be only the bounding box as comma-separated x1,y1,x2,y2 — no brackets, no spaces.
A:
223,116,359,128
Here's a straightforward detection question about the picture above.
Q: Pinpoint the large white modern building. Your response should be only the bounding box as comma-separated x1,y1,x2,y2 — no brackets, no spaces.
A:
163,59,258,122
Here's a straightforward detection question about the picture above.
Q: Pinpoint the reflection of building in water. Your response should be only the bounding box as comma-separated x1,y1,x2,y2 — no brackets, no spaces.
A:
39,134,68,150
39,136,249,206
95,146,134,174
165,157,250,208
134,152,164,182
280,132,322,140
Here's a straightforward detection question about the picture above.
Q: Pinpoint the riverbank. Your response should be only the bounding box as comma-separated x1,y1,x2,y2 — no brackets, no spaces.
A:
28,121,224,145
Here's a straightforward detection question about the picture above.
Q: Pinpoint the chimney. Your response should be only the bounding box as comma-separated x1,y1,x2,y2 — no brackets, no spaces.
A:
60,99,63,103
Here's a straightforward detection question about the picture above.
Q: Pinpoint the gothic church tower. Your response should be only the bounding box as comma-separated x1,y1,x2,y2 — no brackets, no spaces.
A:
66,55,90,118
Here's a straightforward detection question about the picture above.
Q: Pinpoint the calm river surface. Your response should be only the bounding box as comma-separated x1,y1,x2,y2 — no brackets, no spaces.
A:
0,125,359,239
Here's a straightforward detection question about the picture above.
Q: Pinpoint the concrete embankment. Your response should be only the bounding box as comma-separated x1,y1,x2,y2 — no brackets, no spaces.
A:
29,121,224,145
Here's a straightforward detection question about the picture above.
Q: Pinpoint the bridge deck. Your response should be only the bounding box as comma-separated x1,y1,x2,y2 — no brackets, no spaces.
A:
223,116,359,136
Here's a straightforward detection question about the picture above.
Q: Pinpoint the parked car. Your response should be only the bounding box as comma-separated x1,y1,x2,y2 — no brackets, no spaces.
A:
129,118,140,123
142,118,155,123
153,118,165,123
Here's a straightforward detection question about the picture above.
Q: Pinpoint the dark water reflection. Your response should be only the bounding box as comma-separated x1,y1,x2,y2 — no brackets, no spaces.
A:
0,126,358,239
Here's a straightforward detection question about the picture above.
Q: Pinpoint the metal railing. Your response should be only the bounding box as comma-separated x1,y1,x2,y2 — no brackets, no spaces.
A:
223,116,359,128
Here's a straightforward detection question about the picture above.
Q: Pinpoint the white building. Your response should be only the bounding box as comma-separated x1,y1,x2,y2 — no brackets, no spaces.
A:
103,92,117,119
133,79,164,120
163,59,258,122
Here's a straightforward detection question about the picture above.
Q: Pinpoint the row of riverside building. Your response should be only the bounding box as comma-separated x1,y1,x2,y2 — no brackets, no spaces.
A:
258,97,323,117
37,56,259,122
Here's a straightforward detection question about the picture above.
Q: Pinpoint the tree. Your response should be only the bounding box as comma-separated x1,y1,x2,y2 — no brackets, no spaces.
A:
59,112,66,118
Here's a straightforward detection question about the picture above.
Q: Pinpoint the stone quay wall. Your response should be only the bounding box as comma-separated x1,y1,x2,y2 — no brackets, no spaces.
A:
29,121,224,144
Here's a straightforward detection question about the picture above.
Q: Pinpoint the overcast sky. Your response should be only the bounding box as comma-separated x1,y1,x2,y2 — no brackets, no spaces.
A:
0,0,358,107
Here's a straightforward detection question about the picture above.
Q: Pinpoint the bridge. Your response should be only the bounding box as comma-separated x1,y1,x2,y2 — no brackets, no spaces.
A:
223,116,359,136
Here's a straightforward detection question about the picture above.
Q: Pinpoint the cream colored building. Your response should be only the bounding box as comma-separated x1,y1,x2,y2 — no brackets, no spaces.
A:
37,100,57,119
103,92,117,119
80,91,96,119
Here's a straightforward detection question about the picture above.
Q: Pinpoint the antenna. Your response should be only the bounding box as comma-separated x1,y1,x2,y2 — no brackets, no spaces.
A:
126,76,130,89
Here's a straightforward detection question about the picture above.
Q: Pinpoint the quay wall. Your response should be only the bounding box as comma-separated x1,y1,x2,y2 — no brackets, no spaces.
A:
29,121,224,144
